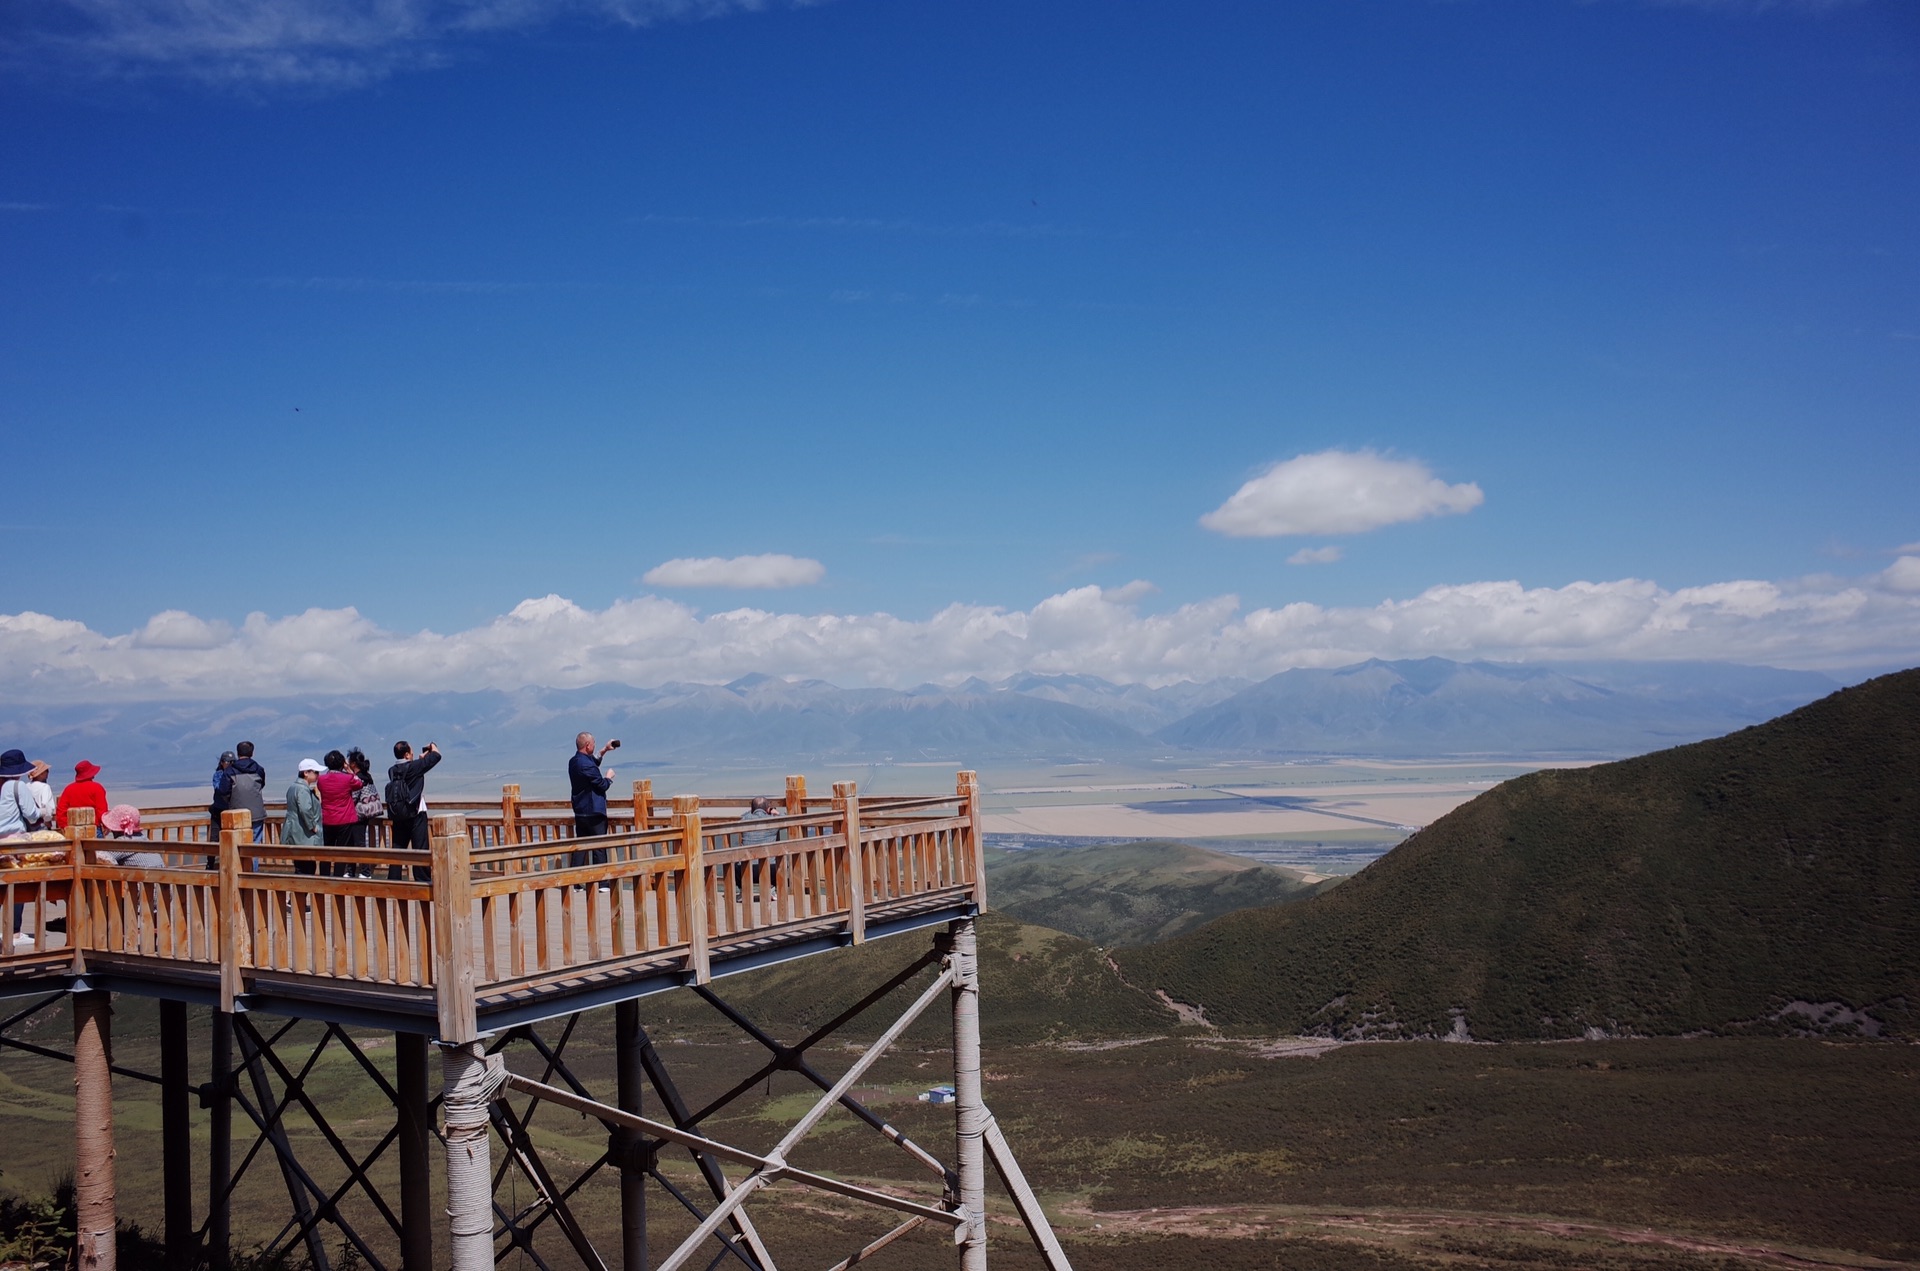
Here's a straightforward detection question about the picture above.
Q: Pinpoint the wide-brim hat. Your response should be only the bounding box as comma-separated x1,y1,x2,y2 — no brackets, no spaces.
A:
0,750,29,778
75,760,102,781
100,805,142,835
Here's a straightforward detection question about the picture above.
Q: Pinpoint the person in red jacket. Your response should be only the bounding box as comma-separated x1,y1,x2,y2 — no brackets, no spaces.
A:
56,760,110,831
314,750,364,878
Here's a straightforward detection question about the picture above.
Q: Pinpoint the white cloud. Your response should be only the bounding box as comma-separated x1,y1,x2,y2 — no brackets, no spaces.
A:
1201,449,1484,538
1894,542,1920,555
642,554,826,589
1881,556,1920,594
15,0,821,88
1287,546,1344,566
2,565,1917,703
1100,580,1159,603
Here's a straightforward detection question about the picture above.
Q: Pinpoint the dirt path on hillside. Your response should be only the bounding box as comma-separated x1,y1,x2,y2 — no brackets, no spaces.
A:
1065,1203,1918,1270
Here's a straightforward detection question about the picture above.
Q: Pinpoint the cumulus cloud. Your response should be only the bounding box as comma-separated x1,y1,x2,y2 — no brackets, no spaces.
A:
1881,556,1920,594
12,0,821,88
642,554,826,589
1202,449,1484,538
1287,546,1344,566
2,565,1916,703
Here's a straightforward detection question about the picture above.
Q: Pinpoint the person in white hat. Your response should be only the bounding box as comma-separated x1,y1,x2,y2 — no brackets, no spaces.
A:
283,759,325,874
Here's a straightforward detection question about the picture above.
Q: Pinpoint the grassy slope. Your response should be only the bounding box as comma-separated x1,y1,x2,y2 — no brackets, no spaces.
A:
1118,669,1920,1039
651,910,1176,1045
984,840,1334,946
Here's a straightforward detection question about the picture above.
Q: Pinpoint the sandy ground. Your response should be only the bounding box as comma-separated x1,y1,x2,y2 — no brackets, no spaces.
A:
983,790,1481,838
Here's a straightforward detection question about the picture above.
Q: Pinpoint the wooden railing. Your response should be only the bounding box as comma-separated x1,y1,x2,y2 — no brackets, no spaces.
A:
1,773,987,1022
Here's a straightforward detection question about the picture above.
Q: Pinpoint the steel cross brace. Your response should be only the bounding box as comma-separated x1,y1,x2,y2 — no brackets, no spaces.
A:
221,1015,405,1271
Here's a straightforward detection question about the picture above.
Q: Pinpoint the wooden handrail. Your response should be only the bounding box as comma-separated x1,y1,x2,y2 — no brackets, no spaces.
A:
4,771,987,1027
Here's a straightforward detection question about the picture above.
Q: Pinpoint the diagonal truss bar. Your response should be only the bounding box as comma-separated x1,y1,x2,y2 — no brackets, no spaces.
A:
692,985,953,1186
237,1021,334,1271
0,992,163,1086
502,1073,962,1229
687,948,941,1127
237,1015,407,1239
490,1096,612,1271
635,1029,778,1271
984,1114,1076,1271
822,1216,928,1271
227,1083,389,1271
770,965,954,1163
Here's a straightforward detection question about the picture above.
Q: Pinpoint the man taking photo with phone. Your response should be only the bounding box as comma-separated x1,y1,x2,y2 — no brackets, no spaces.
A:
569,732,619,868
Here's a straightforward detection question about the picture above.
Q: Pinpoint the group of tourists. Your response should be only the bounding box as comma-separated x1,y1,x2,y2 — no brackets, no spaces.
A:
0,749,163,947
228,740,444,879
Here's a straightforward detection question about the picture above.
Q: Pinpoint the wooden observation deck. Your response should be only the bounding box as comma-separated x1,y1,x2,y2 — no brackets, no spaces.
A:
0,770,1079,1271
0,772,986,1037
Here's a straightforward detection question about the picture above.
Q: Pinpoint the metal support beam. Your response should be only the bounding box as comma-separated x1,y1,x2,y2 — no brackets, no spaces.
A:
616,1000,649,1271
208,1011,233,1271
160,1000,194,1271
397,1032,434,1271
73,989,116,1271
950,918,987,1270
237,1021,332,1271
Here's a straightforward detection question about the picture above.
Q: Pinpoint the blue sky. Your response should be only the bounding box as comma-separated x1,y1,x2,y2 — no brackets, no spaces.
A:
3,0,1917,699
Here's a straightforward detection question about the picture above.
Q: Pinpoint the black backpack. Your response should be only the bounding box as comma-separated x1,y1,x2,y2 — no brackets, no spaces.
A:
385,776,420,821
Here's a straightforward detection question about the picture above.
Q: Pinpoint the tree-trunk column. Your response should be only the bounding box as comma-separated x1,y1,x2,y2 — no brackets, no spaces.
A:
950,918,987,1270
73,989,117,1270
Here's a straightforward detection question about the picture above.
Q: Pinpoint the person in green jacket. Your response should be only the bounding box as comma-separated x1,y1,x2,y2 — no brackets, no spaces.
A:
284,758,325,875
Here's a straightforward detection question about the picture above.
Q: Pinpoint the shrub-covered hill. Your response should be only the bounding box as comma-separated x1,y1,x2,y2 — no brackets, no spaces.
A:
985,840,1335,947
1117,668,1920,1040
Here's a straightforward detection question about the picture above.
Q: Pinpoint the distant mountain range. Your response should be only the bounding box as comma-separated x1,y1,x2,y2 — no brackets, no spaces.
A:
0,658,1852,786
1120,668,1920,1040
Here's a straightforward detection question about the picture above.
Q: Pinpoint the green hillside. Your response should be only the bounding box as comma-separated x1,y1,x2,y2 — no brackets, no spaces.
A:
1118,668,1920,1040
647,910,1175,1045
984,840,1335,946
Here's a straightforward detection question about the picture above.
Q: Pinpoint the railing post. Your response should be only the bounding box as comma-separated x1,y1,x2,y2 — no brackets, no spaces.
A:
218,810,249,1013
834,781,864,945
673,796,709,984
633,779,653,832
957,770,987,911
68,806,95,973
501,784,521,847
785,774,807,818
429,813,476,1043
73,987,117,1271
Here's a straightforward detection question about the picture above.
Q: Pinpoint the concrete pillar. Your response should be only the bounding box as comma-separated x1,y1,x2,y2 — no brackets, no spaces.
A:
73,989,117,1270
950,918,987,1270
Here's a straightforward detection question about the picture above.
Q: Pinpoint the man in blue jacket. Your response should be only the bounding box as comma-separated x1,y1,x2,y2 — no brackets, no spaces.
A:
568,732,619,868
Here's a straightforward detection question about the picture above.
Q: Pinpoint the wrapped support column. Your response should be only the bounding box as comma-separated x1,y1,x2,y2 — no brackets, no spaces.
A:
950,918,987,1270
442,1042,507,1271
